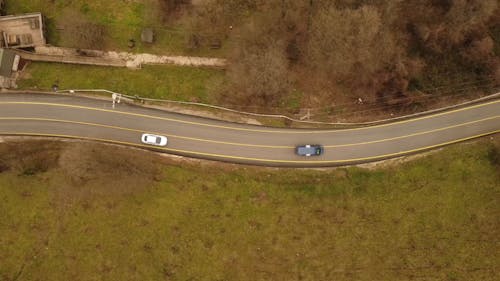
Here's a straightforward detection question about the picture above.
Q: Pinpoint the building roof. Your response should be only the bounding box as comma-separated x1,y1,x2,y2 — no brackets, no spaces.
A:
0,12,46,48
0,48,16,77
141,28,154,43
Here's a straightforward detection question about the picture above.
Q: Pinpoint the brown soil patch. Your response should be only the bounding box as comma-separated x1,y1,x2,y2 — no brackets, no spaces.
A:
55,142,163,200
0,139,166,206
0,140,62,176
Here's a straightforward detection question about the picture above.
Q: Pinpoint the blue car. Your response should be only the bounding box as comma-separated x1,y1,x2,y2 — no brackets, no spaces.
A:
296,144,323,156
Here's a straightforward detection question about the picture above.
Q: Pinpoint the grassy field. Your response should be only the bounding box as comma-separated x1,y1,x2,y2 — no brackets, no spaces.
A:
0,136,499,281
18,62,225,102
4,0,225,56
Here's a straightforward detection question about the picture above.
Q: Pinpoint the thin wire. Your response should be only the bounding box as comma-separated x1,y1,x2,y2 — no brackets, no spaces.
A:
311,87,499,118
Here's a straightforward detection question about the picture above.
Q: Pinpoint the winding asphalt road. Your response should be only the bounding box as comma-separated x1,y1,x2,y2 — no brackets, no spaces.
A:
0,93,498,167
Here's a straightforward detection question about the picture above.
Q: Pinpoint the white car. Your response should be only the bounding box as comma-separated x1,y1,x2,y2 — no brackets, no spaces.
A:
141,133,168,146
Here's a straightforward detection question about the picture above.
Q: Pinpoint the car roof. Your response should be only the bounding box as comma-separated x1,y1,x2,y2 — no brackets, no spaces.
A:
297,145,322,154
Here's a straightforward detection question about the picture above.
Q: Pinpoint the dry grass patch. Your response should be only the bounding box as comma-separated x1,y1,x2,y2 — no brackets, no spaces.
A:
58,142,161,189
0,140,62,176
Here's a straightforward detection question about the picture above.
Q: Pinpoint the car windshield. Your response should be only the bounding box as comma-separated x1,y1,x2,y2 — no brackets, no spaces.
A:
155,137,161,144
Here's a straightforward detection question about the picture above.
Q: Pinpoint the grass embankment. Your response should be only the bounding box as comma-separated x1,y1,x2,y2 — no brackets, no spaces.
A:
18,62,225,102
0,137,499,280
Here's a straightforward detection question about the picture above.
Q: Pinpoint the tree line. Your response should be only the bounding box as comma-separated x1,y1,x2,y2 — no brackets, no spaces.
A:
176,0,500,111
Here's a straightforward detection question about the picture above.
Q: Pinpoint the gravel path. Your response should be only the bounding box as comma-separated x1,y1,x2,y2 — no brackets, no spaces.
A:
34,46,226,68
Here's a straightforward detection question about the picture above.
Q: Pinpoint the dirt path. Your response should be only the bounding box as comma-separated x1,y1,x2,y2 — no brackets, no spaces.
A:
33,46,226,69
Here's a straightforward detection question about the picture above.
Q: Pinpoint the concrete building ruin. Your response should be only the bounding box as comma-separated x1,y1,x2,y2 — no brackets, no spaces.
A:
0,12,46,49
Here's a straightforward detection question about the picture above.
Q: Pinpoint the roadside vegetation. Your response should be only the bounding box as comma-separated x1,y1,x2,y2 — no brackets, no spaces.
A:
6,0,500,119
0,137,499,280
212,0,500,116
18,62,225,103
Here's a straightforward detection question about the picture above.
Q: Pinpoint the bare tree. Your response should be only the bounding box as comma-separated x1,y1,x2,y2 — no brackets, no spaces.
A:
403,0,498,51
227,40,290,107
493,60,500,85
158,0,191,22
462,36,495,62
306,5,400,80
444,0,498,44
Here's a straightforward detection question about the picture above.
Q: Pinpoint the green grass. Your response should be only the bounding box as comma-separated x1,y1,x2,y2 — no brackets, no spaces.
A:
19,62,225,102
4,0,227,56
284,88,304,112
0,137,499,280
